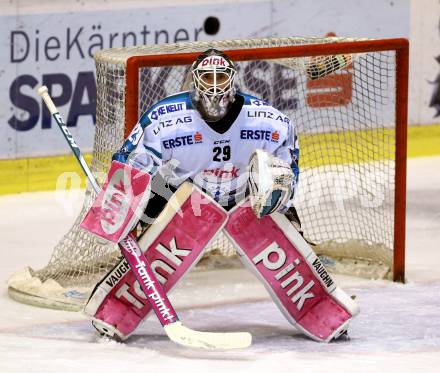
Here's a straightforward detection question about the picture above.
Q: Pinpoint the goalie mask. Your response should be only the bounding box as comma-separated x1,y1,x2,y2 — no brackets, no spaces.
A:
191,49,236,121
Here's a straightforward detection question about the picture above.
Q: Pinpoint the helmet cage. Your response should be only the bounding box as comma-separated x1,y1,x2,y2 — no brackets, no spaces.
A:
191,50,236,120
192,65,236,98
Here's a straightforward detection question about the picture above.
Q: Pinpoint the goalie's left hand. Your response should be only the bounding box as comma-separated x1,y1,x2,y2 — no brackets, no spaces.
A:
248,149,294,218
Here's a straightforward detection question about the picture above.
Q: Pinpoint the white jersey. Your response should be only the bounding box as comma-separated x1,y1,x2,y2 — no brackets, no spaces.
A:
114,91,299,207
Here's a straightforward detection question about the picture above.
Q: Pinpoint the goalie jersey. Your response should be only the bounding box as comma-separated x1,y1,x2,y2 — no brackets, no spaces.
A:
113,91,299,208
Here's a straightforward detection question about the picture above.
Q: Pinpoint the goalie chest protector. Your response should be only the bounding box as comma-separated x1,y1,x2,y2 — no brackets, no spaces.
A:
126,91,294,206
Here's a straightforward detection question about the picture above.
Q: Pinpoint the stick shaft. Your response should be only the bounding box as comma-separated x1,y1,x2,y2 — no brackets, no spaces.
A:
37,86,100,193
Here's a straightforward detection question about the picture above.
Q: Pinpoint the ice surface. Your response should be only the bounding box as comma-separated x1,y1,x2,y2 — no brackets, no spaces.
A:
1,156,440,372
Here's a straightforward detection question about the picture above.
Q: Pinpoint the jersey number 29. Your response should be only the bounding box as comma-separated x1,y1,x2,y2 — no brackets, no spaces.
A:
213,145,231,162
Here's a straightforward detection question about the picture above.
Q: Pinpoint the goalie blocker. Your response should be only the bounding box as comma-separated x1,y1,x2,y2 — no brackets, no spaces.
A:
80,160,152,243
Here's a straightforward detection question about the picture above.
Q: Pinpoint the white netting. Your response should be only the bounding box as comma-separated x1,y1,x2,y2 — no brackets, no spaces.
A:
8,37,399,310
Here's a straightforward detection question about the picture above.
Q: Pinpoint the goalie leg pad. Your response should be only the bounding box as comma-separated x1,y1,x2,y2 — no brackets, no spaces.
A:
86,258,146,339
84,182,228,340
224,202,359,342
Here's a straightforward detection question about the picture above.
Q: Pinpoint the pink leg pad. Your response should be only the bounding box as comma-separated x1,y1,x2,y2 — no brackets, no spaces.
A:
85,185,227,339
225,204,358,342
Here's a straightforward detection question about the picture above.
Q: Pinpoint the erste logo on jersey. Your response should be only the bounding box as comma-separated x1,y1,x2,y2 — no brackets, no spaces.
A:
240,129,280,143
149,102,186,120
162,132,203,149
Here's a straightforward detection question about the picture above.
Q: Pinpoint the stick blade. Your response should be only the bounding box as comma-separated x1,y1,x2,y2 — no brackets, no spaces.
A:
164,321,252,350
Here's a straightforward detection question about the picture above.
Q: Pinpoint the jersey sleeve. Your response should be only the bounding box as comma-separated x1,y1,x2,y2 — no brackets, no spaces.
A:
112,111,162,175
274,119,300,208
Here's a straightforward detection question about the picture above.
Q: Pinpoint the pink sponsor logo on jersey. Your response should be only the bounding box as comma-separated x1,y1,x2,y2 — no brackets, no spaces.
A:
202,166,240,179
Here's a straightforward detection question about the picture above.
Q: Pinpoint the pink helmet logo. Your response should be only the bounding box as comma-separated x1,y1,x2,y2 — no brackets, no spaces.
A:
200,56,228,68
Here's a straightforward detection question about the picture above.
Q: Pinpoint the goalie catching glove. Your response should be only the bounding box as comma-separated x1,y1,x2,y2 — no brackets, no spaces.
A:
248,149,294,218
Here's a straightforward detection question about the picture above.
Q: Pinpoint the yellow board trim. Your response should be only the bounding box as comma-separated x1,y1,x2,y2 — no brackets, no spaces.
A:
0,154,92,195
0,124,439,196
407,124,440,158
300,127,396,168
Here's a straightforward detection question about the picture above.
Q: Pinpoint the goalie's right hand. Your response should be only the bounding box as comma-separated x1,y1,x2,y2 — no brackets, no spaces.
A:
248,149,294,218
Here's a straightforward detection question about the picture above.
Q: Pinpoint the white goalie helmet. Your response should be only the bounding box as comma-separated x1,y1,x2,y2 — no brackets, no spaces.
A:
191,48,237,121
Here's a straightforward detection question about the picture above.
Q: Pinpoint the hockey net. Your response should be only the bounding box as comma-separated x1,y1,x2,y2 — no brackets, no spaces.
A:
8,37,408,311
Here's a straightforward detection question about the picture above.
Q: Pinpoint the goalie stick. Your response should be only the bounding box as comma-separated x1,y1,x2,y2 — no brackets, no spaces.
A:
37,85,252,350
